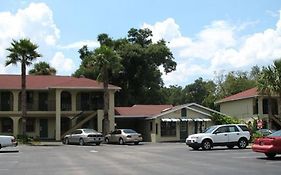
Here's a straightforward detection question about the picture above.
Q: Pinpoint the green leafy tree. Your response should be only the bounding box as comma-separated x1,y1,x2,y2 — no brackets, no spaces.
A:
29,61,56,75
74,28,177,106
160,85,185,105
5,38,41,135
215,70,256,99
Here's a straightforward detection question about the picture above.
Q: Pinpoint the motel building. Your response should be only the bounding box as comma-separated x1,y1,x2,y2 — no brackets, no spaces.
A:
0,74,223,142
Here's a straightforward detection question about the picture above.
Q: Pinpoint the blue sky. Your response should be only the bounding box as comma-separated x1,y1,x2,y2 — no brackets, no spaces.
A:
1,0,281,86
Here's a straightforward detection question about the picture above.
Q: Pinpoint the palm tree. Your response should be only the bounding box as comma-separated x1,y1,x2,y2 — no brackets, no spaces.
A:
29,61,56,75
272,59,281,103
88,45,122,135
6,38,42,135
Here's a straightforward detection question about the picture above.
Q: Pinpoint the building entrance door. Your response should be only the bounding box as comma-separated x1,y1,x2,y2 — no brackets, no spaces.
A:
180,121,188,141
40,119,48,139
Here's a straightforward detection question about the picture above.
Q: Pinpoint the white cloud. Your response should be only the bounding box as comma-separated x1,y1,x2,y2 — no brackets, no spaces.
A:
142,14,281,86
0,2,60,74
60,40,100,49
50,52,75,74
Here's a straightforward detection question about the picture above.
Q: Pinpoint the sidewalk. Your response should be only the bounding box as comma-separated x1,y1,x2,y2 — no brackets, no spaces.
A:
30,141,63,146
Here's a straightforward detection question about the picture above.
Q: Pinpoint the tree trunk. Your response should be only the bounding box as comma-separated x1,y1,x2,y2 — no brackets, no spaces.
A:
21,62,27,136
102,66,110,136
267,95,273,129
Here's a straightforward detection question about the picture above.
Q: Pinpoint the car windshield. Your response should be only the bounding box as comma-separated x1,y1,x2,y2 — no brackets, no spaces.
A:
268,130,281,137
204,126,217,133
122,129,137,134
83,129,97,133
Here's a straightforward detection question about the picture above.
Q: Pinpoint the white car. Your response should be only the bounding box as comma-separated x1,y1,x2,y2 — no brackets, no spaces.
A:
186,124,250,150
0,135,18,149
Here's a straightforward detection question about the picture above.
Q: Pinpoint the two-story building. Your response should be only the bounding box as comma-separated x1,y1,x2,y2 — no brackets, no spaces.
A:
216,87,281,130
0,75,120,140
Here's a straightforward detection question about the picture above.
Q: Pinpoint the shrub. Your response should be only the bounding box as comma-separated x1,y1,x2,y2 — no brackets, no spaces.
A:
17,135,33,144
212,113,241,125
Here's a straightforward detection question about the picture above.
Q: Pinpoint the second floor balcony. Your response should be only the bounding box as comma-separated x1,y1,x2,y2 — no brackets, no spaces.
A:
0,90,105,112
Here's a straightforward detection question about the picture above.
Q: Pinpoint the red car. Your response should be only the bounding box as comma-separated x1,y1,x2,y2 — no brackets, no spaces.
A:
252,130,281,158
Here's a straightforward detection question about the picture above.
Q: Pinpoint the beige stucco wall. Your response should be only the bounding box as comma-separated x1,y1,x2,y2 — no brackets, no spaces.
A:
220,98,254,121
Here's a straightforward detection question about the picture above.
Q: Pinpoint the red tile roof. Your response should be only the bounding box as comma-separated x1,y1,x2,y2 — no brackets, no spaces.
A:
0,74,120,90
115,105,173,117
216,87,258,103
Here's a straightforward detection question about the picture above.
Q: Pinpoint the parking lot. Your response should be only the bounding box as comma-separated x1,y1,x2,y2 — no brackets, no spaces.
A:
1,143,281,175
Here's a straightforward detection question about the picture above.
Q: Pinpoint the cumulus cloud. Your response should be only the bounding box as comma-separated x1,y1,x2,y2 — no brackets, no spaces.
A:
50,52,75,74
0,2,60,73
142,14,281,86
60,40,100,49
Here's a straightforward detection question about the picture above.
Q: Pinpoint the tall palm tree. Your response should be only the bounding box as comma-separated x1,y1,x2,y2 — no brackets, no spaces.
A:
6,38,42,135
29,61,56,75
272,59,281,104
88,45,122,135
257,66,275,128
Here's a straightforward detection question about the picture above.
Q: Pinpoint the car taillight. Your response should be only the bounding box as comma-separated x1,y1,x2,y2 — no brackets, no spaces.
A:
127,135,132,138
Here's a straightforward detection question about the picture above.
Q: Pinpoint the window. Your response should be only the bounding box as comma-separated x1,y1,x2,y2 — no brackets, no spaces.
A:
156,124,158,134
26,118,35,132
61,91,71,111
272,99,278,115
150,122,153,131
214,126,228,134
228,126,239,132
238,125,249,132
161,121,176,136
181,108,187,117
39,92,48,111
1,118,13,132
0,91,12,111
263,98,278,115
26,91,33,103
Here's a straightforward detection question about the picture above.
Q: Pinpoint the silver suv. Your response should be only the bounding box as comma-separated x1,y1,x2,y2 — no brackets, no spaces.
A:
186,124,250,150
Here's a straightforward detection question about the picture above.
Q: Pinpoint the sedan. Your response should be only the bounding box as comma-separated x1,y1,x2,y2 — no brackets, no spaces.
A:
0,135,17,149
63,129,103,146
105,129,143,145
252,130,281,158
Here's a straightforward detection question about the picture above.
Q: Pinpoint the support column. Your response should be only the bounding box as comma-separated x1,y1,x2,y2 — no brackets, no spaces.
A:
258,97,263,117
71,91,77,112
11,117,20,137
55,89,62,141
108,91,115,132
12,91,19,112
97,110,103,133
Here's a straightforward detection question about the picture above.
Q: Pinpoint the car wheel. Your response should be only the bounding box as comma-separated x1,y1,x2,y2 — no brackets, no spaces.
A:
227,145,234,149
65,138,69,145
96,142,101,146
104,138,109,144
119,138,124,145
265,153,276,159
238,138,248,149
79,138,85,146
202,140,212,150
134,142,139,145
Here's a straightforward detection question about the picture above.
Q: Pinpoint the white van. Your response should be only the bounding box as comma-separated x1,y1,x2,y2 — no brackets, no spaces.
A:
0,135,18,149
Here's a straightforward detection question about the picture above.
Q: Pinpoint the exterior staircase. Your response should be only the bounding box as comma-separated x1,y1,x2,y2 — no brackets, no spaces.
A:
61,111,97,138
271,115,281,129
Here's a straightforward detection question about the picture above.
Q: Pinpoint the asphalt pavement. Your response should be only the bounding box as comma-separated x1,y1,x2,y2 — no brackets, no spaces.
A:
0,142,280,175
